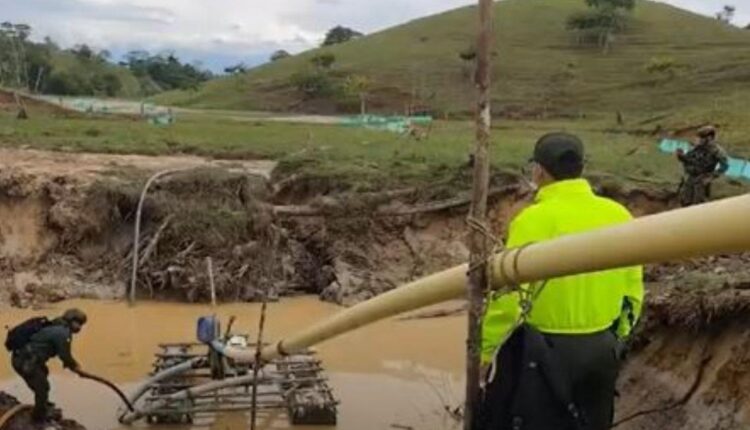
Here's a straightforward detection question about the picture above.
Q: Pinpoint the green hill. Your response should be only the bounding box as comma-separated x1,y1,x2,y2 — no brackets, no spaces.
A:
157,0,750,117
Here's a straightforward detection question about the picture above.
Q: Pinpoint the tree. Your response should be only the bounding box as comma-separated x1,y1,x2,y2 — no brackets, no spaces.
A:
716,5,736,24
310,53,336,69
123,50,211,92
0,22,30,87
92,72,122,96
343,74,372,116
290,70,333,98
322,26,363,46
26,42,52,92
459,45,478,81
224,63,247,74
45,71,93,95
270,50,291,62
459,46,477,62
567,0,635,52
584,0,634,10
72,44,95,61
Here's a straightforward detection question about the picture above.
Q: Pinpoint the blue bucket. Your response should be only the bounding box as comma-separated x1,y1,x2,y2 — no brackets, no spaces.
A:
197,316,219,344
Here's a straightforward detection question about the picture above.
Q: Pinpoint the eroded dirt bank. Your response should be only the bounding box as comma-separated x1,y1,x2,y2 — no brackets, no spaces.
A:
0,148,678,309
615,254,750,430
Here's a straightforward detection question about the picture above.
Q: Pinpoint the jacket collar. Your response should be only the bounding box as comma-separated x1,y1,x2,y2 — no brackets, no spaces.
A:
535,178,593,202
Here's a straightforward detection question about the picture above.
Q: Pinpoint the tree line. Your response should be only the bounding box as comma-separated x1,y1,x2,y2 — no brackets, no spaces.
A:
0,22,212,97
119,50,212,94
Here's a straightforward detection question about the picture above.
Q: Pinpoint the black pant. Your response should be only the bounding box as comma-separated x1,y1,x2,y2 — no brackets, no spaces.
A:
11,351,50,422
544,332,620,430
480,327,620,430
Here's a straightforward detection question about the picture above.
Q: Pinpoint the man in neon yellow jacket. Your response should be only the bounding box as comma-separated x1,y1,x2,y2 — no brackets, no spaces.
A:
480,133,644,430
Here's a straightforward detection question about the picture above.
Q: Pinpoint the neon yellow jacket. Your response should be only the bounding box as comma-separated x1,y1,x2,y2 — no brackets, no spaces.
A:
481,179,644,364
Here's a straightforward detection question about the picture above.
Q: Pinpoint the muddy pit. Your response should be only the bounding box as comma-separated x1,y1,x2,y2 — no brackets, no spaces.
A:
0,149,748,429
0,298,466,430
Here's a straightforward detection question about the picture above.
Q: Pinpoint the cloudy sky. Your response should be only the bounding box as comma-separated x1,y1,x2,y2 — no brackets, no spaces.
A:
1,0,748,71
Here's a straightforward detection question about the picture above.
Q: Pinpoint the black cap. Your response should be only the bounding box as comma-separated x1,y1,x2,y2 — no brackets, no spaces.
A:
531,133,584,180
62,308,87,325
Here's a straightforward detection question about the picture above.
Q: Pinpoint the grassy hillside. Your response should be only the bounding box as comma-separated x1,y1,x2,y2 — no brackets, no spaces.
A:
157,0,750,117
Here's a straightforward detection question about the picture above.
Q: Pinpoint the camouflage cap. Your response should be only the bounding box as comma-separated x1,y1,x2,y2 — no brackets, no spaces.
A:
697,125,717,138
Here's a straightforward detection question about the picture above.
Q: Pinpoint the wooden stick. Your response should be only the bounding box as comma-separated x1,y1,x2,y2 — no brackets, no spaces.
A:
138,215,173,268
251,294,269,430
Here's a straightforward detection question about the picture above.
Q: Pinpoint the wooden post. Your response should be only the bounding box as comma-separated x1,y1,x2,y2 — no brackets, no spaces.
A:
206,257,217,307
465,0,493,428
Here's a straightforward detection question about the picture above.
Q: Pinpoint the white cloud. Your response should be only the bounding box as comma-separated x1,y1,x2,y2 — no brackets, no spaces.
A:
0,0,747,71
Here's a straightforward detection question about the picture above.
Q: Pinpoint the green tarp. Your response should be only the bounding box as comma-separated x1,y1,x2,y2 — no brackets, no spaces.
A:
340,115,432,133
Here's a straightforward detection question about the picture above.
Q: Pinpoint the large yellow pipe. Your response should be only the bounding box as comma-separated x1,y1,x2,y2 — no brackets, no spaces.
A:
245,194,750,362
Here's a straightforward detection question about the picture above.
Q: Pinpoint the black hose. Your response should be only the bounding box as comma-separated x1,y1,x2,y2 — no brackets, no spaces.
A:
75,370,135,412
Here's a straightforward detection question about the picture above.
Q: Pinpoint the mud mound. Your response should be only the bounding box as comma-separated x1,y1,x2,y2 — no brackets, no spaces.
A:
618,319,750,430
0,392,85,430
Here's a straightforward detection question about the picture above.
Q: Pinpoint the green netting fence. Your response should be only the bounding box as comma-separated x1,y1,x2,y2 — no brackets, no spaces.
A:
340,115,432,133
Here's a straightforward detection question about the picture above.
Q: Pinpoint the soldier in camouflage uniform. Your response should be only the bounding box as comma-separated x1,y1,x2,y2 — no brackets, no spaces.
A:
676,125,729,207
11,309,87,427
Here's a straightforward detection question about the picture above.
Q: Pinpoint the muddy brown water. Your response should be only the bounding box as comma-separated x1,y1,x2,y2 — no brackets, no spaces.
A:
0,298,465,430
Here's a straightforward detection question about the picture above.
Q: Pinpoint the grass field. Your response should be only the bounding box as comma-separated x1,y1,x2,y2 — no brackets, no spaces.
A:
156,0,750,118
0,105,713,191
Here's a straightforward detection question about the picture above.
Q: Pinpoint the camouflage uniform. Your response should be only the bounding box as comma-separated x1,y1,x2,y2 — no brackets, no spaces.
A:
11,313,83,424
677,139,729,206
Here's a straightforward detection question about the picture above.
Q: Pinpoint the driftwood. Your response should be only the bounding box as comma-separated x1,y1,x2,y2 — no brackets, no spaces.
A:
138,215,174,269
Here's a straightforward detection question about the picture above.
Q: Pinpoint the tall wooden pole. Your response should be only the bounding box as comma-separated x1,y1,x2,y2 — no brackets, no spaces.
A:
465,0,493,428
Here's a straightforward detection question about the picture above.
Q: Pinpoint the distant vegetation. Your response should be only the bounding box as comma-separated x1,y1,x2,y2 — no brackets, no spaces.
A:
322,26,363,46
566,0,635,51
716,5,736,24
0,22,211,97
120,50,212,94
270,50,291,62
